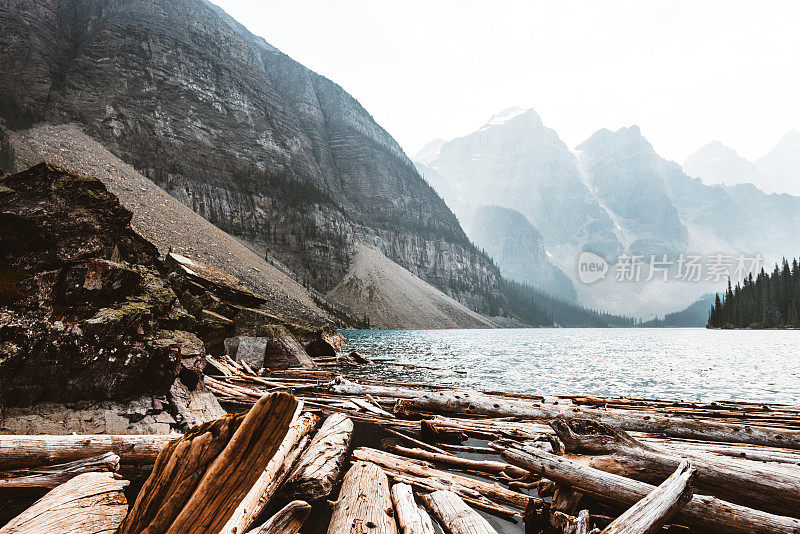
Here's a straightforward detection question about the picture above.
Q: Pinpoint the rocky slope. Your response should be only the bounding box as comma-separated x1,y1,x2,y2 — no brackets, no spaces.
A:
328,245,497,329
4,123,344,327
0,0,503,316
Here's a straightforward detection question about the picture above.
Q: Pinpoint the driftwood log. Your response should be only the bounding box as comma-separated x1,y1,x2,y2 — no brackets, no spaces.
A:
222,409,319,534
551,509,590,534
600,460,695,534
330,379,800,449
244,500,311,534
119,392,297,533
327,461,398,534
551,417,800,518
352,447,531,511
501,446,800,534
384,442,528,478
0,452,120,489
0,434,174,469
391,482,436,534
0,471,129,534
420,490,498,534
283,412,353,501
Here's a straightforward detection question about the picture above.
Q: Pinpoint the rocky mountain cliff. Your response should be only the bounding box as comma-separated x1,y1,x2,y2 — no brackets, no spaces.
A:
577,126,688,259
424,109,620,258
0,0,502,315
466,206,576,302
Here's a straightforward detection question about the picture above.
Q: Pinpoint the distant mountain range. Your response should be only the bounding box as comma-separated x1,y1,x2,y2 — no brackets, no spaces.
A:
416,109,800,316
684,131,800,196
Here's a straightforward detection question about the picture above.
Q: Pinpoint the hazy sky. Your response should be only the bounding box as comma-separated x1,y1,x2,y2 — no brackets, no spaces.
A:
212,0,800,163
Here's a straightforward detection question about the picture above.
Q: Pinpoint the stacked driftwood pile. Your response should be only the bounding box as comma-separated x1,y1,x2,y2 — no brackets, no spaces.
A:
2,363,800,533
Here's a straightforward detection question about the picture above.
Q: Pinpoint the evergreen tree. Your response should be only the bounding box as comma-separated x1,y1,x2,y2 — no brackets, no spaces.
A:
708,256,800,329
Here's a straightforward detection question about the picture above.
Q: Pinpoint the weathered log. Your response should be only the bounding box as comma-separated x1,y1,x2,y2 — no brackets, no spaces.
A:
385,442,528,478
244,500,311,534
551,510,590,534
222,409,319,534
327,461,397,534
0,471,129,533
283,413,353,501
386,428,453,455
352,447,531,510
329,378,800,449
0,434,174,469
600,460,695,534
420,490,498,534
0,452,120,489
501,446,800,534
119,392,297,533
391,483,436,534
387,471,519,519
551,417,800,518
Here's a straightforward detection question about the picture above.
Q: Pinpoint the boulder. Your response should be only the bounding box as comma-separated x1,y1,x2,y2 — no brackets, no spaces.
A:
304,329,347,357
0,164,199,408
225,331,315,371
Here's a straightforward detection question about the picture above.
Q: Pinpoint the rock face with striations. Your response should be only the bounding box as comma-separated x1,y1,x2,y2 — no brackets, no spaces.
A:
0,0,503,314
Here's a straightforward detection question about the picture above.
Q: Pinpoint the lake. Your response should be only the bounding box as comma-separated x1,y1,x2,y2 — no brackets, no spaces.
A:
340,328,800,405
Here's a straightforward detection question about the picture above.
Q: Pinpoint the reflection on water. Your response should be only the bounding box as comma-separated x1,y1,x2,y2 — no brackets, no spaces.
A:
337,328,800,404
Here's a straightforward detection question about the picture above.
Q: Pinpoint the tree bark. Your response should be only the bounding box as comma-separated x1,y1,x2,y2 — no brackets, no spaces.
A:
0,452,120,489
352,447,531,510
244,500,311,534
550,417,800,518
119,392,297,534
329,379,800,449
221,409,319,534
391,483,436,534
283,413,353,501
0,471,129,534
501,446,800,534
327,461,398,534
420,490,499,534
600,460,695,534
0,434,174,469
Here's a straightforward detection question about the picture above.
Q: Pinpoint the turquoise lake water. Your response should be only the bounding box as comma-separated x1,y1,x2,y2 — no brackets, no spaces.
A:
339,328,800,404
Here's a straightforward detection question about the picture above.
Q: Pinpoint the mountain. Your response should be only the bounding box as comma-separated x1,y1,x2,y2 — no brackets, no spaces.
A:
423,108,620,258
466,206,576,302
683,141,766,187
755,130,800,196
0,0,503,321
417,111,800,316
639,294,715,327
577,126,688,259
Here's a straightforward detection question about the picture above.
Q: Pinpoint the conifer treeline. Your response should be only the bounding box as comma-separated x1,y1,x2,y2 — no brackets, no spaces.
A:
708,258,800,328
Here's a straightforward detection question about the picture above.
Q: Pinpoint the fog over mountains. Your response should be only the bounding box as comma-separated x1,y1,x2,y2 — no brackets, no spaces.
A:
684,131,800,195
416,109,800,316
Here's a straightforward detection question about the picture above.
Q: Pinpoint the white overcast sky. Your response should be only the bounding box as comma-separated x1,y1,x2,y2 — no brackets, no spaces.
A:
211,0,800,163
